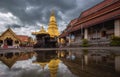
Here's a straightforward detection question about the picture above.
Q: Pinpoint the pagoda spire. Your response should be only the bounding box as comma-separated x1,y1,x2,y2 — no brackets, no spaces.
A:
51,10,55,16
48,10,59,38
40,26,46,32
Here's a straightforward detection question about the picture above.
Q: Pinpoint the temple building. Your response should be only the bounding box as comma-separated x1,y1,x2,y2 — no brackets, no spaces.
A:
59,0,120,46
0,28,20,48
0,28,33,48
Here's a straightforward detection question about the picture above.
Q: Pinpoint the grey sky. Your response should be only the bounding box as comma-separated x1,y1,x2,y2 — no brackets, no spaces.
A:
0,0,103,36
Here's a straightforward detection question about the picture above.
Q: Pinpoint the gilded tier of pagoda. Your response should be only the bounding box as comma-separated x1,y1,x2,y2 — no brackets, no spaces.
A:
48,10,59,38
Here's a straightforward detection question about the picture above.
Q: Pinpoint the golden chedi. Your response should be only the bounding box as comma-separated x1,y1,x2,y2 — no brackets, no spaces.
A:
48,10,59,38
32,10,59,48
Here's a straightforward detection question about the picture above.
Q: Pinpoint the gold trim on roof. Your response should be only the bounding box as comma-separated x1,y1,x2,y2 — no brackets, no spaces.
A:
32,26,49,35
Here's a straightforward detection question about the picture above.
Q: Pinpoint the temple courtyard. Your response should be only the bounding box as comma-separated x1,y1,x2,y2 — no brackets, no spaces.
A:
0,0,120,77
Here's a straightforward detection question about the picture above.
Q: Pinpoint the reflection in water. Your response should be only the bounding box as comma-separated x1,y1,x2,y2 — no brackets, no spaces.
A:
0,49,120,77
63,49,120,77
0,50,77,77
0,52,34,68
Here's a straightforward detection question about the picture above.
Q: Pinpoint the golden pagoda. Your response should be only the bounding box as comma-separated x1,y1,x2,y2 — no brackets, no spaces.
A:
32,10,59,48
48,10,59,38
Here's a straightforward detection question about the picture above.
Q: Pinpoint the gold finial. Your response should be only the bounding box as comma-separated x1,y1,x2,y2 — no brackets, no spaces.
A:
32,26,48,35
40,26,44,31
51,9,55,16
39,26,46,33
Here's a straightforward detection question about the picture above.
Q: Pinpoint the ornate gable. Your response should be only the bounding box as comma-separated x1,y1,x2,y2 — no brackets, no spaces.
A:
0,28,20,41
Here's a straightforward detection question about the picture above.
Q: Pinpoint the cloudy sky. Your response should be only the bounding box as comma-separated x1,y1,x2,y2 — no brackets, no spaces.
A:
0,0,103,36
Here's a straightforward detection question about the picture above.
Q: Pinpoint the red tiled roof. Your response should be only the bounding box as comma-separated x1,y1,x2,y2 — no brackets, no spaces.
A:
71,11,120,32
80,0,118,18
70,0,120,32
77,0,120,25
59,32,68,38
17,35,29,42
69,18,78,26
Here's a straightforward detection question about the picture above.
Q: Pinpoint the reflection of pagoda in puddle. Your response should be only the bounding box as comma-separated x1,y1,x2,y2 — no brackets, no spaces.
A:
33,50,73,77
0,50,75,77
0,52,35,68
34,50,57,68
34,50,60,77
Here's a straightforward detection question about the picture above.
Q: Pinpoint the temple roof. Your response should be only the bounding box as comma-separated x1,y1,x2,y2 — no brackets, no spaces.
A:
32,26,49,35
80,0,118,18
0,28,20,41
17,35,29,42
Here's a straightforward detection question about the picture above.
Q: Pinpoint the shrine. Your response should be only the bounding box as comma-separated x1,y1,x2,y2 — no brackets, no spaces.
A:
32,10,60,48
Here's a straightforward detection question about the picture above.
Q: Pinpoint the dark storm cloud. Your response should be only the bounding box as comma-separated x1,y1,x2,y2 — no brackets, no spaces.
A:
5,24,24,29
0,0,77,26
0,0,103,34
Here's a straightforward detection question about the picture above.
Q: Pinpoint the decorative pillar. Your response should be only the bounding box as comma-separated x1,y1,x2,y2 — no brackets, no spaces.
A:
115,55,120,72
13,40,15,47
57,51,60,58
68,50,72,56
84,28,88,39
114,20,120,36
68,34,71,46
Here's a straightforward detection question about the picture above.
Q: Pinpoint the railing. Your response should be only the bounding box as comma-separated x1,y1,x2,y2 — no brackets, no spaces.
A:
69,39,110,47
70,40,82,46
89,39,110,46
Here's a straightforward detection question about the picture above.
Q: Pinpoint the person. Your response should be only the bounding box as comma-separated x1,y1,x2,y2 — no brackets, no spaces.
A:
3,43,8,48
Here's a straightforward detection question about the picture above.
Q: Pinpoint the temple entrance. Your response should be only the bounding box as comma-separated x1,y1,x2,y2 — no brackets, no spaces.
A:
4,38,13,46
